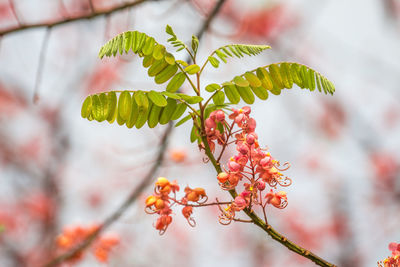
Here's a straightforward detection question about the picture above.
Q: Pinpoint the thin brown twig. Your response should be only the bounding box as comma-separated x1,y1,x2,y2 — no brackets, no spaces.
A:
43,122,173,267
33,28,51,104
0,0,155,36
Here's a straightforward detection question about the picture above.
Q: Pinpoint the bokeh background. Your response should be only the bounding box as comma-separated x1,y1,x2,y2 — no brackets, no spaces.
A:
1,0,400,266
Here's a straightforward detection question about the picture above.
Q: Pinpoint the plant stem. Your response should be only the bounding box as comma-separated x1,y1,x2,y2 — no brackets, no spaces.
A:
199,131,337,267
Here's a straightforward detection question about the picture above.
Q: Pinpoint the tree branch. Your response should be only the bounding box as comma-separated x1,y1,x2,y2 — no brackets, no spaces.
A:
0,0,156,36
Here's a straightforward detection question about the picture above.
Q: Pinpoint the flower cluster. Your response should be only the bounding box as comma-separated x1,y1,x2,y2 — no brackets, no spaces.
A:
206,107,292,224
379,242,400,267
56,224,119,263
145,177,208,234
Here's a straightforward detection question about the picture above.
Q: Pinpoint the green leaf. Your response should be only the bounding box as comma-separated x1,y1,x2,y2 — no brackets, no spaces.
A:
142,36,155,56
126,93,139,128
118,91,132,121
166,25,188,52
142,54,155,68
308,69,316,91
159,98,177,125
148,90,167,107
135,32,146,53
178,94,203,104
99,93,110,120
223,82,240,104
300,65,309,88
205,83,221,92
175,114,191,127
171,102,187,120
290,63,303,88
236,85,255,104
166,72,186,93
123,31,132,53
106,91,117,123
279,63,293,89
164,52,175,65
91,94,104,122
162,91,181,99
269,64,284,89
190,124,200,143
134,91,149,111
209,44,270,65
250,86,269,100
213,90,225,105
244,72,262,87
176,60,188,67
147,104,162,128
153,44,166,60
233,76,249,87
256,67,273,90
148,59,168,77
184,64,200,74
208,56,220,68
135,101,152,129
191,35,199,53
81,96,92,118
154,64,178,84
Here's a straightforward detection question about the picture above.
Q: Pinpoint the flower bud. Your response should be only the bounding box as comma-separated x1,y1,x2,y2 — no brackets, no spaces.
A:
182,206,193,219
156,177,170,188
246,133,257,145
237,143,249,155
187,191,199,202
205,118,216,129
228,161,241,172
256,180,266,191
217,172,229,183
193,187,206,197
145,195,157,207
215,110,225,122
155,199,165,210
234,195,247,210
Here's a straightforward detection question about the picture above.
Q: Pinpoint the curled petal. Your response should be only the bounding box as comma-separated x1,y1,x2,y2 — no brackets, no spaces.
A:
186,217,196,227
196,195,208,204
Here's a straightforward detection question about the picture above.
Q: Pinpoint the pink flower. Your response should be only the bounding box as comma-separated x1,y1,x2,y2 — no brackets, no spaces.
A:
215,110,225,122
228,161,241,172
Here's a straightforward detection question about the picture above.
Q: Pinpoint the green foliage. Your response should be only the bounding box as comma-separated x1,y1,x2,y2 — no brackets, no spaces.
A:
81,90,195,129
207,44,271,68
83,25,335,139
220,63,335,104
165,25,188,52
98,30,184,87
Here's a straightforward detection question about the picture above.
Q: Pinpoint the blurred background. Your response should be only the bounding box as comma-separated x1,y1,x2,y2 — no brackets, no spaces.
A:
1,0,400,266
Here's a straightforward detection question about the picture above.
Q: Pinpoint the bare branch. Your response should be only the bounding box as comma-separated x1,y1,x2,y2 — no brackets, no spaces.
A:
0,0,155,36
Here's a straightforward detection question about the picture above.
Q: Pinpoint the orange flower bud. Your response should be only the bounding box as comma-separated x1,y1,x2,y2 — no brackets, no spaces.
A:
217,172,229,183
145,195,157,207
193,187,206,197
269,196,281,208
159,185,171,194
155,199,165,210
182,206,193,219
187,191,199,202
155,177,170,188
